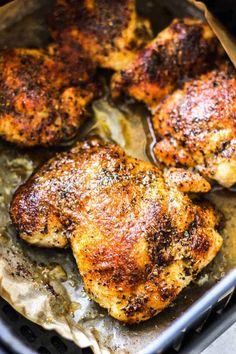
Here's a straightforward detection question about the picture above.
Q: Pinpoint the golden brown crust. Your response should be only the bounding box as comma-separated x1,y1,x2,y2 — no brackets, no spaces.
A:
49,0,152,70
152,64,236,187
111,18,222,108
10,138,222,323
164,168,211,193
0,46,96,147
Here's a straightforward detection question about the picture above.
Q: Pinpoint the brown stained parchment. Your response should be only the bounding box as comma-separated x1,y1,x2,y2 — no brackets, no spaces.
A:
191,1,236,67
0,1,235,353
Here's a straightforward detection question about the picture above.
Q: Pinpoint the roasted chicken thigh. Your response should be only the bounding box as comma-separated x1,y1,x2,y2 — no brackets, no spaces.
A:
10,138,222,323
0,45,96,147
49,0,152,70
111,18,222,109
152,64,236,188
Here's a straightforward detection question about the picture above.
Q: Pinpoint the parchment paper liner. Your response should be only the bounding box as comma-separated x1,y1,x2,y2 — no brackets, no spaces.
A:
0,1,235,353
191,0,236,67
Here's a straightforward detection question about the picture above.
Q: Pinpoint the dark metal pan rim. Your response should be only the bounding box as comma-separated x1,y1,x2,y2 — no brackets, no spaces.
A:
140,269,236,354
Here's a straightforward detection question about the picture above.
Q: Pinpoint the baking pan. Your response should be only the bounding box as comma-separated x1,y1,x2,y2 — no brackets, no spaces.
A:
0,1,235,354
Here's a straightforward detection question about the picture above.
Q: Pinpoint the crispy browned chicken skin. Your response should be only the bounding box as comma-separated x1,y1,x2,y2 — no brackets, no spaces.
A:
49,0,152,70
10,138,222,323
152,64,236,188
0,44,96,147
111,18,222,109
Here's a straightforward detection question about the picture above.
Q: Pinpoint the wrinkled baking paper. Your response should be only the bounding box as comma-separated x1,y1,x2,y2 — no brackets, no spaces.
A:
191,0,236,67
0,1,235,353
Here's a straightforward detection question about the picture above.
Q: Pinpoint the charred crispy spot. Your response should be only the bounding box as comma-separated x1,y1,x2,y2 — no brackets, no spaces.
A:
190,230,210,254
146,220,175,266
158,282,176,302
123,294,149,316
